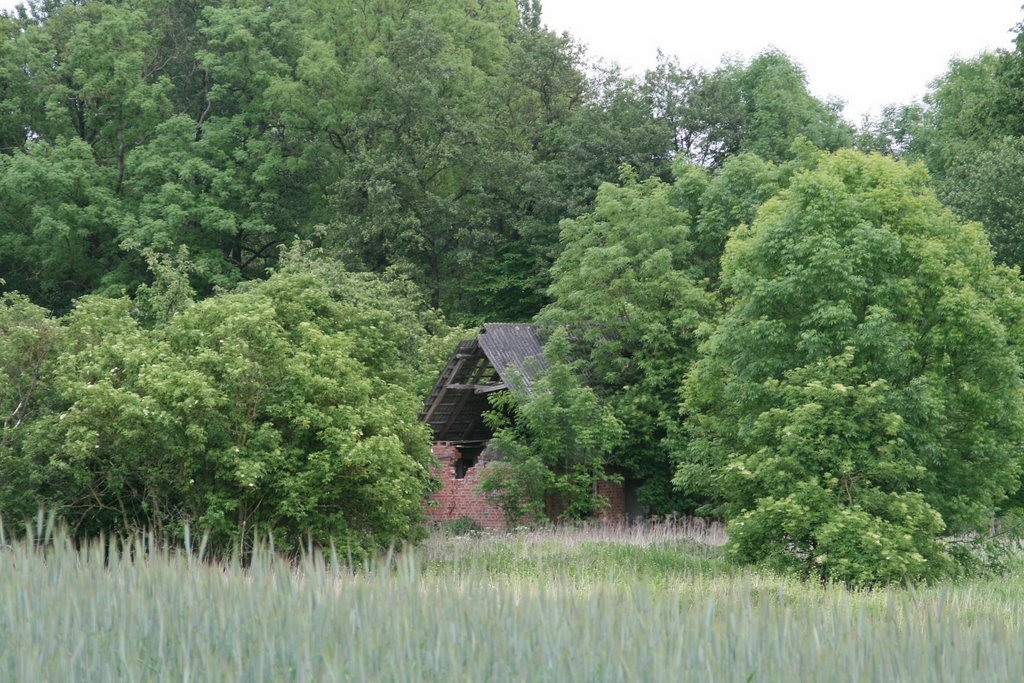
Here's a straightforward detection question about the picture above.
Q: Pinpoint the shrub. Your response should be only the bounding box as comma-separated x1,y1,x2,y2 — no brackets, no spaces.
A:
1,267,446,555
480,329,624,524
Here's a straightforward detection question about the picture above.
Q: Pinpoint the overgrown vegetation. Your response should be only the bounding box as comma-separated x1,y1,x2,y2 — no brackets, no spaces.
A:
480,329,624,524
3,0,1024,585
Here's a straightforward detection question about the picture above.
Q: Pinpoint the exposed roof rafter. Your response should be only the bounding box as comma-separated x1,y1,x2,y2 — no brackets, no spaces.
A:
419,323,546,444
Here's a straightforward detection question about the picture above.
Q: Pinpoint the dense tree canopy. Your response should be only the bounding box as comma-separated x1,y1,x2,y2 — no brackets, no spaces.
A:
645,50,853,169
536,167,713,513
533,150,810,515
0,0,854,322
676,151,1024,585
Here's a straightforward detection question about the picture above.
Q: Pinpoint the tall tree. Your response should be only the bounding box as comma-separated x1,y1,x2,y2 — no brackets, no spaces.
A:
0,138,125,311
677,151,1024,585
0,0,329,307
863,19,1024,271
644,50,853,169
537,167,713,513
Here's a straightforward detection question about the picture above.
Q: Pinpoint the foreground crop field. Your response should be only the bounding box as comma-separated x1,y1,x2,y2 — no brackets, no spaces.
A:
1,521,1022,682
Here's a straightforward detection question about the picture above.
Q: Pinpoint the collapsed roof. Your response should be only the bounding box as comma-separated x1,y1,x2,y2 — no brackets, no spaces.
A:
420,323,547,444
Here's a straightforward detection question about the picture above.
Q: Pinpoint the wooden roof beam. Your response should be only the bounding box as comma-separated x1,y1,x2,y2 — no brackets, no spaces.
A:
422,354,469,425
444,382,508,394
437,355,491,441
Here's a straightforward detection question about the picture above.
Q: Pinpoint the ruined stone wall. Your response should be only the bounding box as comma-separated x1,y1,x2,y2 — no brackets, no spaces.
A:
596,479,627,524
426,443,630,529
425,443,506,530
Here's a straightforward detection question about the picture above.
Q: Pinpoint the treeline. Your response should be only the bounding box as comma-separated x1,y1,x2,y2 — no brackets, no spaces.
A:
0,0,850,551
0,0,851,320
444,5,1024,585
3,0,1024,583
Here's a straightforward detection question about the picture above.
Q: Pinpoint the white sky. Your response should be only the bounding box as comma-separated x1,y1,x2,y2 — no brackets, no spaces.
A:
0,0,1019,123
541,0,1023,123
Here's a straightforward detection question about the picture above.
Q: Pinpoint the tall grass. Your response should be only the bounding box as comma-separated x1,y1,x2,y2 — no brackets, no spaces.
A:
1,522,1023,681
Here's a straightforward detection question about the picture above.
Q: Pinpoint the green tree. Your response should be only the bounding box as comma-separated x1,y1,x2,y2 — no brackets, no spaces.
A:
645,50,853,169
0,0,321,307
468,50,684,321
538,167,713,513
729,51,852,164
868,40,1024,271
939,137,1024,268
276,0,680,321
0,138,125,311
0,292,62,519
113,0,327,294
464,18,589,320
481,329,624,524
902,54,1004,178
677,151,1024,585
680,152,783,283
0,0,859,324
0,14,27,152
10,1,173,171
278,0,529,314
854,103,923,158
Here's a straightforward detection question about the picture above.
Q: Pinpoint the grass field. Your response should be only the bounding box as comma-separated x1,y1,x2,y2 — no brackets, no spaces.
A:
1,520,1022,681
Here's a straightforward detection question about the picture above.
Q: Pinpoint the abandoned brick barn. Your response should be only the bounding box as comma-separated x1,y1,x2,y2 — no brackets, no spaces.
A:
419,323,643,529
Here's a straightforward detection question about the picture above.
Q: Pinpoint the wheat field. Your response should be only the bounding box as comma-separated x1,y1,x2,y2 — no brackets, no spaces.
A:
1,520,1021,681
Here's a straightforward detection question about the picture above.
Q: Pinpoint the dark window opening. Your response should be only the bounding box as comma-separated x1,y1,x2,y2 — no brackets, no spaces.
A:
624,478,648,522
454,446,484,479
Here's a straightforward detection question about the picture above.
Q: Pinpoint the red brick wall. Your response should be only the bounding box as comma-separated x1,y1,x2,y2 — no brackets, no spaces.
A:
425,443,506,530
597,479,627,524
426,443,630,528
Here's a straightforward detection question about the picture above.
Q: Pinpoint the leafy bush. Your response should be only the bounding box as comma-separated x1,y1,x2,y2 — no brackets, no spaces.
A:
0,264,449,555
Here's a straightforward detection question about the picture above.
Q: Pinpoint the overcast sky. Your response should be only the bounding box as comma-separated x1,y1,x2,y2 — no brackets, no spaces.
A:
0,0,1019,123
541,0,1023,123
